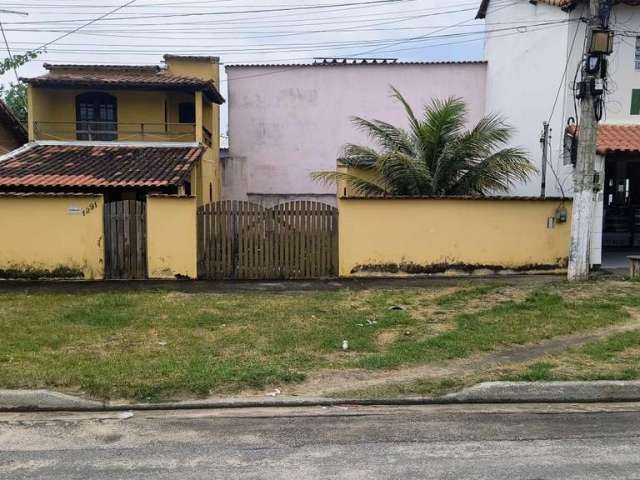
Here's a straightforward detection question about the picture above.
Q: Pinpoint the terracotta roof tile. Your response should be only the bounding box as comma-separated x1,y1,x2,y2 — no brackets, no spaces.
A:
21,64,225,104
0,143,203,190
597,124,640,155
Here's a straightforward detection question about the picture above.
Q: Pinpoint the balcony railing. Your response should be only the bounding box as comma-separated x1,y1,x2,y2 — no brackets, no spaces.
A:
33,121,213,147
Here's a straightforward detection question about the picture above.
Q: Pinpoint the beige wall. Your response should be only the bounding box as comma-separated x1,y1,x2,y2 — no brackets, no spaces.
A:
338,198,572,277
0,194,104,279
146,195,197,279
30,88,183,142
165,57,220,84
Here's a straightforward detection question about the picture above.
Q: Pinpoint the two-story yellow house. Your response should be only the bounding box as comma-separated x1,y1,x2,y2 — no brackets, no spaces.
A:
0,54,224,205
0,55,225,280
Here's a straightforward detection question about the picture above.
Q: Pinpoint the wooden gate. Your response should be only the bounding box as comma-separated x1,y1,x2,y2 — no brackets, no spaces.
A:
197,201,338,280
104,199,148,280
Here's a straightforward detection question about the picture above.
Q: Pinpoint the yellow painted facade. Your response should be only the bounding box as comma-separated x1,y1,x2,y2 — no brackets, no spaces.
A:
0,194,104,279
146,195,197,279
27,56,223,205
338,197,573,277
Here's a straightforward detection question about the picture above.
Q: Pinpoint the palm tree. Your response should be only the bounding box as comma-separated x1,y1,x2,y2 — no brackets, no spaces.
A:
312,88,536,196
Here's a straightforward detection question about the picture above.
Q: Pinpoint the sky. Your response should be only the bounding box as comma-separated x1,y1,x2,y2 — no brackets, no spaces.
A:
0,0,494,137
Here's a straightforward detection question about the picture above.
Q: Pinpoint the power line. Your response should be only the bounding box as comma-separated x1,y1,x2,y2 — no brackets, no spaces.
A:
547,11,585,123
35,0,138,50
0,21,576,57
30,20,570,76
2,6,479,30
2,0,417,24
0,8,28,81
357,20,575,56
0,18,17,80
350,0,518,57
4,19,577,51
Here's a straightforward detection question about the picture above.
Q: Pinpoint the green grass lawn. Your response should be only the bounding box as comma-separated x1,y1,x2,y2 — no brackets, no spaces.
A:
2,277,640,401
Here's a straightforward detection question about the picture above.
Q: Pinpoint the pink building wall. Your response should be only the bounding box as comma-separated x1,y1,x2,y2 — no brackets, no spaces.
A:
225,62,487,206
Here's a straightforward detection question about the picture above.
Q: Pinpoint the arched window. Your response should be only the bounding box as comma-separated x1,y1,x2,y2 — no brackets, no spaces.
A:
76,92,117,141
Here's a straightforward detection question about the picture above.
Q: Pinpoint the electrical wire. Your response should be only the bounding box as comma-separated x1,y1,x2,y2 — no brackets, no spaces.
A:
3,19,577,51
0,16,18,81
541,5,587,200
0,20,576,58
0,0,419,25
35,0,139,51
547,13,585,123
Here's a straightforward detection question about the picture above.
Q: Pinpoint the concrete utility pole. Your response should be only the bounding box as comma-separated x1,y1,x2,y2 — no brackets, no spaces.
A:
568,0,609,281
540,121,549,198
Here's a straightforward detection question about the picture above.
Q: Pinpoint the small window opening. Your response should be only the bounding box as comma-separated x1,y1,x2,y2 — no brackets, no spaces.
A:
178,102,196,124
631,89,640,115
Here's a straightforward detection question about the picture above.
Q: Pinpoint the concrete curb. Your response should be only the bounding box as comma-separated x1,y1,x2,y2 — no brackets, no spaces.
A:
442,380,640,403
0,390,104,411
3,381,640,412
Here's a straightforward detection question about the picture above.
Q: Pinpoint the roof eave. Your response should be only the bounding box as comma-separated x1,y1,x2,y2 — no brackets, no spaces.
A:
21,78,225,103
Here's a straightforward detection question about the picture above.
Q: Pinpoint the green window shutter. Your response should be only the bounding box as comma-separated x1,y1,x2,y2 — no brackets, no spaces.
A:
631,89,640,115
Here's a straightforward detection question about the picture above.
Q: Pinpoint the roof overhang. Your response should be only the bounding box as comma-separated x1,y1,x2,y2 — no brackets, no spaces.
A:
597,124,640,155
22,78,225,104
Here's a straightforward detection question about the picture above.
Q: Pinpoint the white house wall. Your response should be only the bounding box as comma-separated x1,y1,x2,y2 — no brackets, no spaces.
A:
485,1,640,266
225,62,487,206
484,1,574,198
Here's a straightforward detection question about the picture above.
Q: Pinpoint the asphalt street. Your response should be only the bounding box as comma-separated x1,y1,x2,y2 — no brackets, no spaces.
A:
1,403,640,479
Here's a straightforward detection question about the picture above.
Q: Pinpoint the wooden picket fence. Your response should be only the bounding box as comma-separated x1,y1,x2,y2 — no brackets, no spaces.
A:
104,199,147,280
197,200,339,280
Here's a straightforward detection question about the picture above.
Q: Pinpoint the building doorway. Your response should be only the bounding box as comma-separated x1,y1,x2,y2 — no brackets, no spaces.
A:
602,153,640,268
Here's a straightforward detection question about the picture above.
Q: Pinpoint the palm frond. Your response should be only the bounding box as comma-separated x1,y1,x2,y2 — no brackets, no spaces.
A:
375,152,432,196
351,116,413,155
417,97,467,177
311,170,389,196
390,85,422,139
451,147,536,195
338,144,380,168
459,113,514,157
312,89,531,198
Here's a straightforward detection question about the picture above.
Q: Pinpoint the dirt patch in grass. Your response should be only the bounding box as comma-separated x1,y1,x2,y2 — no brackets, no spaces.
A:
1,277,639,401
293,308,640,397
376,330,402,346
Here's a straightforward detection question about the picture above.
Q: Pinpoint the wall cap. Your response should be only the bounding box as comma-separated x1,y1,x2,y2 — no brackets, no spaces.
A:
147,194,196,199
0,192,103,198
339,196,572,202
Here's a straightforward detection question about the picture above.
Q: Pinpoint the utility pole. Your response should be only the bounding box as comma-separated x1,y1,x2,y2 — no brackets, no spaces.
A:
568,0,611,281
540,121,549,197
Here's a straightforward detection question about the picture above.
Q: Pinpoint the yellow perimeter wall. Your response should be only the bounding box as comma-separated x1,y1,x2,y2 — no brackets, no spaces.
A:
0,194,104,279
338,197,573,277
147,195,197,279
